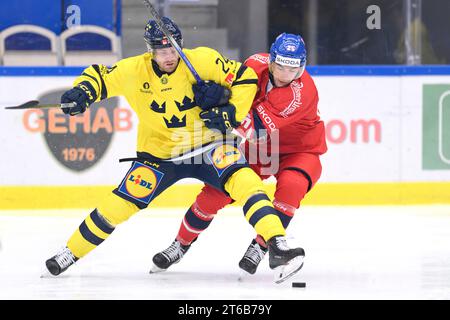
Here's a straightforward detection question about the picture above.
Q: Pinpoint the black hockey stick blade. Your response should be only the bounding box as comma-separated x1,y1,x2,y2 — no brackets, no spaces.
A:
4,100,40,109
4,100,75,110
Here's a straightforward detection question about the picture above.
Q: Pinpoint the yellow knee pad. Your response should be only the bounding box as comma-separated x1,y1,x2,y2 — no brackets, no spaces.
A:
224,167,267,205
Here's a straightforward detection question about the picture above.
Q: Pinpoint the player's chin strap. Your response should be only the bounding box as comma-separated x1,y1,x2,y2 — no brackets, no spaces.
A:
268,64,306,87
296,65,306,79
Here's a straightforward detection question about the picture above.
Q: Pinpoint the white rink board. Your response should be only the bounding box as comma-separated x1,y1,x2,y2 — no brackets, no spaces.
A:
314,76,401,182
1,74,450,186
0,77,138,186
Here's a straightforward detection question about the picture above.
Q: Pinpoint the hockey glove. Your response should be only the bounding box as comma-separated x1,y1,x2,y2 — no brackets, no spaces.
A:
200,104,240,134
61,82,96,116
236,109,268,143
193,80,231,110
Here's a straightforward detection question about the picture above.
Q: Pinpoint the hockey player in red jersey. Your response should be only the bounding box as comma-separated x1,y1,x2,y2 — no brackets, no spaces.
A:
151,33,328,276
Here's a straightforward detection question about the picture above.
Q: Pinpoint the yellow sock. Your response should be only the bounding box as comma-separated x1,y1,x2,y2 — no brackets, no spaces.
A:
67,209,115,258
67,193,139,258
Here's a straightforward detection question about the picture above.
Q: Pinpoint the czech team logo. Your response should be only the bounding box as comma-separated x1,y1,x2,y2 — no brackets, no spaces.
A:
208,144,244,177
118,162,164,204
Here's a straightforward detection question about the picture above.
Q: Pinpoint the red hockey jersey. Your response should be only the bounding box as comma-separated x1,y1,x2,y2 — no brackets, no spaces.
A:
239,53,327,155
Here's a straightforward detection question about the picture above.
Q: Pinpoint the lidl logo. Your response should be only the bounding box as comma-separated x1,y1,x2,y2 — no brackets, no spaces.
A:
208,144,244,177
127,171,154,195
118,162,164,204
212,145,242,170
423,84,450,169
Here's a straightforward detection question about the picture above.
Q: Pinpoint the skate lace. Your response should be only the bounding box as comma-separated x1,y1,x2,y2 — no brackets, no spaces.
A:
55,247,76,268
276,237,290,251
162,241,184,262
245,244,265,263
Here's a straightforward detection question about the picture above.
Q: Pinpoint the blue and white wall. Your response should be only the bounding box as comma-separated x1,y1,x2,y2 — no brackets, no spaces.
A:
1,65,450,208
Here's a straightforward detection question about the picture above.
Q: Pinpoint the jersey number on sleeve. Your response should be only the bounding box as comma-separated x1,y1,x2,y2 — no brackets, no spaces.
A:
215,57,231,74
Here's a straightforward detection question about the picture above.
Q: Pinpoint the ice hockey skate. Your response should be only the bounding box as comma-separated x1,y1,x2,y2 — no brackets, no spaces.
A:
150,239,191,273
238,238,268,275
267,236,305,284
42,247,78,277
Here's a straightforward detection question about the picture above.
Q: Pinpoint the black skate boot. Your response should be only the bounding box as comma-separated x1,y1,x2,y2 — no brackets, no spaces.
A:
44,247,78,276
238,239,268,275
150,239,191,273
267,236,305,284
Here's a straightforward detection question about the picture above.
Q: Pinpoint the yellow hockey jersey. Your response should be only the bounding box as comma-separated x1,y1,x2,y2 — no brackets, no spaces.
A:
73,47,258,159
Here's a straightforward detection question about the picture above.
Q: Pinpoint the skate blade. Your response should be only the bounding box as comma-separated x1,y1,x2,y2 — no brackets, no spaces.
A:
273,256,304,284
149,264,167,274
237,269,251,282
40,267,55,278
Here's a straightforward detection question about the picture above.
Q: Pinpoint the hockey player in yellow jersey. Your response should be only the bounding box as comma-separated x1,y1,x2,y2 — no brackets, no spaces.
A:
44,17,305,283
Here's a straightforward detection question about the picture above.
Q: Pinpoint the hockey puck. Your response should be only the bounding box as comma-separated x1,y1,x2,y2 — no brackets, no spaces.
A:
292,282,306,288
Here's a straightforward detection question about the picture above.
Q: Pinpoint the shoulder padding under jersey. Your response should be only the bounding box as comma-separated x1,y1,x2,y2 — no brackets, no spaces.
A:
244,53,270,76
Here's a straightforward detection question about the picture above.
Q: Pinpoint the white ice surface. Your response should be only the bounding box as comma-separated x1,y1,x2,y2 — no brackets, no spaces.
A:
1,205,450,300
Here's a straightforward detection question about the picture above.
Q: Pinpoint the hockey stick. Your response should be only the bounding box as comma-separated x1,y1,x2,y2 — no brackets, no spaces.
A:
4,100,76,110
142,0,233,107
142,0,203,84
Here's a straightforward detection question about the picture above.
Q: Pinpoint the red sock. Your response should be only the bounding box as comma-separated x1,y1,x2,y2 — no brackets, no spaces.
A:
255,234,268,248
176,201,215,245
176,185,232,245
